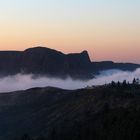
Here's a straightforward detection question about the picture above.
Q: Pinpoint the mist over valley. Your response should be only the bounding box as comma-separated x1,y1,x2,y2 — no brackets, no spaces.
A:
0,68,140,92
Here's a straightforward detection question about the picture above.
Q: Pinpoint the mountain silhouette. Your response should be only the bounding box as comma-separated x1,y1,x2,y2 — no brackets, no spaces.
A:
0,46,139,79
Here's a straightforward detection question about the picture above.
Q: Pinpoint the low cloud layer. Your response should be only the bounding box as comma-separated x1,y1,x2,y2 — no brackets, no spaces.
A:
0,68,140,93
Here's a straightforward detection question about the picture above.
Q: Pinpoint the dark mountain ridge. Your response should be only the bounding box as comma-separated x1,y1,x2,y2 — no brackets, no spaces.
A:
0,46,139,79
92,61,140,73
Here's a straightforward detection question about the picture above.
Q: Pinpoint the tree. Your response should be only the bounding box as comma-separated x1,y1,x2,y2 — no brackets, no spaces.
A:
117,81,121,87
122,80,127,88
133,78,136,85
132,78,139,85
111,81,116,87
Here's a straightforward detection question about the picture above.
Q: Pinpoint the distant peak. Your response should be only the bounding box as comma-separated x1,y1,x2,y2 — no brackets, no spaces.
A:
24,46,64,54
81,50,88,54
23,47,90,61
24,46,50,51
81,50,90,57
80,50,91,63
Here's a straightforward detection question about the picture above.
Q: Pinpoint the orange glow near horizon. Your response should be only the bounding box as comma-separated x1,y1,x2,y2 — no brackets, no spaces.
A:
0,0,140,63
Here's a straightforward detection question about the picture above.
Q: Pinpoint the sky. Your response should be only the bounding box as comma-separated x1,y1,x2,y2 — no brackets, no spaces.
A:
0,0,140,63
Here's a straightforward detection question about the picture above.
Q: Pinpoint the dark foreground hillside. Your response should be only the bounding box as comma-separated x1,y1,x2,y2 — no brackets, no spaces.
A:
0,84,140,140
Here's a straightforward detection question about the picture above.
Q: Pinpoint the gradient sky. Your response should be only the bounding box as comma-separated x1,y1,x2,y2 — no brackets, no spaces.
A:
0,0,140,63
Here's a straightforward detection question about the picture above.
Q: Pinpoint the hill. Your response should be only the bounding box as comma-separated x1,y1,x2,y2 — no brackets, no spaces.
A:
0,84,140,140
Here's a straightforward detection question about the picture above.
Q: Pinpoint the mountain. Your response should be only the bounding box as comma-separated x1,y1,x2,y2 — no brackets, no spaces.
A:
0,47,139,79
92,61,140,73
0,47,92,79
0,85,140,140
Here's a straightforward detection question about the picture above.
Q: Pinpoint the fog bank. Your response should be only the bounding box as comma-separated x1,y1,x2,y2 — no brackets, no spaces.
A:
0,68,140,92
